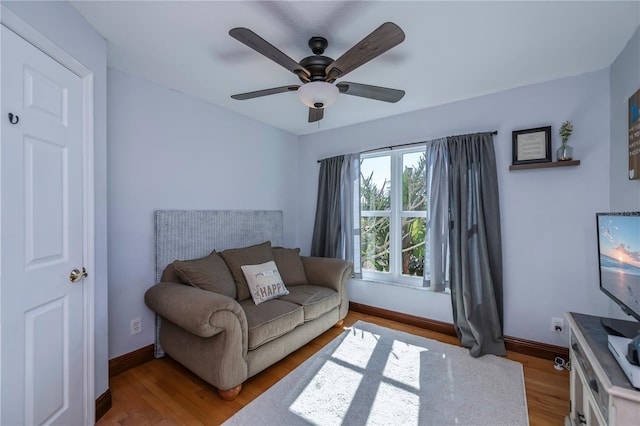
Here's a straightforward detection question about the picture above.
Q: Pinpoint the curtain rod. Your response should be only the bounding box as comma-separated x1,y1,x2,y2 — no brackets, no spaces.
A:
317,130,498,163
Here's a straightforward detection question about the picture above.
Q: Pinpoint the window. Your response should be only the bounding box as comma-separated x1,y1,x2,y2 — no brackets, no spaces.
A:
360,148,427,286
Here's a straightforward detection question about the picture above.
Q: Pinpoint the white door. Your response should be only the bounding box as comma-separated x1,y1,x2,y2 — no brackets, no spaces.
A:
1,25,88,425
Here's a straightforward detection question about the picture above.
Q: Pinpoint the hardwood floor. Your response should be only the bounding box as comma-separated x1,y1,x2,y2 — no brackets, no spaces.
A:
97,312,569,425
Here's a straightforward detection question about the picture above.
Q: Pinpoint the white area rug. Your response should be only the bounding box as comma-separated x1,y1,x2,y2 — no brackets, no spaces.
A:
223,321,529,426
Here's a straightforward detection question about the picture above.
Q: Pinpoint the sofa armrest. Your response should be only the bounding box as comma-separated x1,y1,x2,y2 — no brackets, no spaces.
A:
301,257,353,292
144,282,247,338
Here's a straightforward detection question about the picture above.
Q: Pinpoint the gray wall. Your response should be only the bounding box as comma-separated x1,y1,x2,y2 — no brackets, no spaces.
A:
109,23,639,353
298,69,612,347
610,26,640,211
608,25,640,320
107,69,300,358
3,1,109,397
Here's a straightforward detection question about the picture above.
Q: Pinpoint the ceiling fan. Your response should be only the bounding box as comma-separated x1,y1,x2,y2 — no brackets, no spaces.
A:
229,22,406,123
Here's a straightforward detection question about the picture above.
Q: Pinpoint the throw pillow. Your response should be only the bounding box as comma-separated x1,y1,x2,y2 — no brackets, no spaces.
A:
160,262,180,283
173,251,237,299
220,241,274,301
241,261,289,305
272,247,309,286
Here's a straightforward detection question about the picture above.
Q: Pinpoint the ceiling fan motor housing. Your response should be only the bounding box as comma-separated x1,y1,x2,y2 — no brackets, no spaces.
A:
299,55,334,82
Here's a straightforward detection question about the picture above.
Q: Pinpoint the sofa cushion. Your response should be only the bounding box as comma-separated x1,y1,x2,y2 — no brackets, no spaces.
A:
240,299,304,350
173,251,236,299
241,261,289,305
272,247,309,287
279,285,340,322
220,241,274,302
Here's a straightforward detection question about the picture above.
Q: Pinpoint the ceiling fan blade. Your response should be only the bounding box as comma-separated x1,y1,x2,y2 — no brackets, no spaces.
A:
326,22,405,81
231,85,299,100
229,28,310,80
308,107,324,123
336,82,405,103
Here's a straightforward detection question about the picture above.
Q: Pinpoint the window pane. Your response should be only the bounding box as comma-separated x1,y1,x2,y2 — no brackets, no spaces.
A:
360,156,391,211
402,152,426,211
361,216,390,272
400,216,426,277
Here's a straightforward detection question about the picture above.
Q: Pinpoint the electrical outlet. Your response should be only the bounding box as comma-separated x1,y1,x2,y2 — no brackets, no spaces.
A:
130,318,142,335
551,317,564,334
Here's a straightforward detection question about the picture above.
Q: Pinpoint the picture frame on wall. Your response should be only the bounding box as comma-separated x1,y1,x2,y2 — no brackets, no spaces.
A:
629,88,640,180
512,126,552,165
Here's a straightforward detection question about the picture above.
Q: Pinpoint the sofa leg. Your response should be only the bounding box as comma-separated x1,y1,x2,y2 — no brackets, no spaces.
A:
334,319,344,328
218,384,242,401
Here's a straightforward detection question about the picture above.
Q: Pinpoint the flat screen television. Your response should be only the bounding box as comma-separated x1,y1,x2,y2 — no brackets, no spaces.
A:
596,212,640,338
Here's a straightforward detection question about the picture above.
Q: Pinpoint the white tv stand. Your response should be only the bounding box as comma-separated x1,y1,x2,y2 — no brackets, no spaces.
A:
608,335,640,389
565,313,640,425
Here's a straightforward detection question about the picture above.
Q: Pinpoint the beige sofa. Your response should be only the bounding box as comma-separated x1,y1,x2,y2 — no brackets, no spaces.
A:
144,241,352,400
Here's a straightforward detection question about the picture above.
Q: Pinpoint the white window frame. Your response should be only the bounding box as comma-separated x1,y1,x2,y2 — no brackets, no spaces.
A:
360,147,427,287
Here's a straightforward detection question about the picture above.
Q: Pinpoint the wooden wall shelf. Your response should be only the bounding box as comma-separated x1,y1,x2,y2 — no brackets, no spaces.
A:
509,159,580,171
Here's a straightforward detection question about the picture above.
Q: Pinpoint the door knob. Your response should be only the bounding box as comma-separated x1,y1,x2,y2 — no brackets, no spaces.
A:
69,267,88,283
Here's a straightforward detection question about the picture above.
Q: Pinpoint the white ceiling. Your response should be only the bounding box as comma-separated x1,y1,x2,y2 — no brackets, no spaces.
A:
70,1,640,136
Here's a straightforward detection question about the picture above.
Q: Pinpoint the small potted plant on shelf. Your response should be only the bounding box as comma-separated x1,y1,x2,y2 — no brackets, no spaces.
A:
557,121,573,161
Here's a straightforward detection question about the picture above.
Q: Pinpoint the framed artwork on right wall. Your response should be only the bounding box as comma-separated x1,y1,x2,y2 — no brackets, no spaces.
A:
629,88,640,180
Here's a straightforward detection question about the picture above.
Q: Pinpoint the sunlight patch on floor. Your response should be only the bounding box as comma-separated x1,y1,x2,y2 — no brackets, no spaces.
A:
383,340,427,390
368,381,420,425
289,360,363,425
331,328,377,369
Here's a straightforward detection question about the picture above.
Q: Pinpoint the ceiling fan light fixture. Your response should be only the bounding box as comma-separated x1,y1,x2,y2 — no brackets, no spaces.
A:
297,81,339,109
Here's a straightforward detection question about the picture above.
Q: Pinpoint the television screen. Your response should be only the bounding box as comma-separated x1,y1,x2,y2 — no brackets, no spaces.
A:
597,212,640,324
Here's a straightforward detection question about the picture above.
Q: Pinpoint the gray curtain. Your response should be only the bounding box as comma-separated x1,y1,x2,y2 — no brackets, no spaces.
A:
342,154,361,275
447,132,505,357
311,156,343,257
425,139,449,291
311,154,360,264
